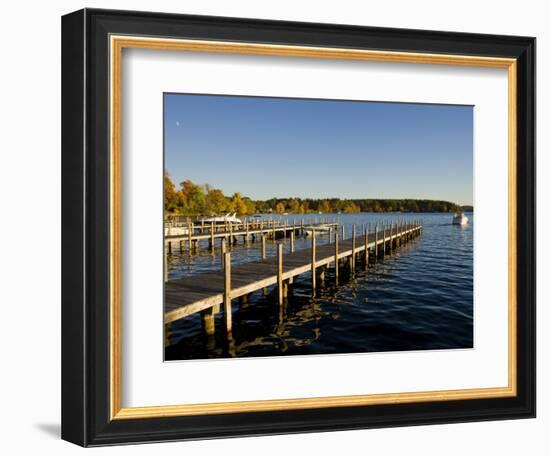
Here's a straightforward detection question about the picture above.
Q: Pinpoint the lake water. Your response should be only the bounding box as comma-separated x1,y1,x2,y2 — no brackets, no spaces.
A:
165,212,473,360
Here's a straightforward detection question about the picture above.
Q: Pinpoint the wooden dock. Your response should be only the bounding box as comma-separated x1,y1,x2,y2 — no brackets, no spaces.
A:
164,220,423,336
165,218,338,253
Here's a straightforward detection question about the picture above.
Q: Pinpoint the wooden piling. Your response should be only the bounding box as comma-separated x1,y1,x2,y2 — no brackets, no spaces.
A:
200,307,215,336
351,224,356,274
374,223,379,259
311,231,317,291
382,223,386,257
223,251,232,333
188,222,192,252
334,227,339,282
398,220,402,246
261,234,266,259
364,224,369,269
210,221,215,252
290,230,295,253
221,238,227,268
277,243,284,305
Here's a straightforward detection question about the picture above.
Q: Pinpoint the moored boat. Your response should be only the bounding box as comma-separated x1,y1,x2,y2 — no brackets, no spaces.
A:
202,212,243,225
452,212,469,226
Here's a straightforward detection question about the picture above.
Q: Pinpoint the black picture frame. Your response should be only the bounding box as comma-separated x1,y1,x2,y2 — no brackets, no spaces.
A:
62,8,535,447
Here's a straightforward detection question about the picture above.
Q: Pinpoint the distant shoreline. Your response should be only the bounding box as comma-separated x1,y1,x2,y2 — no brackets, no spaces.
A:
165,175,471,216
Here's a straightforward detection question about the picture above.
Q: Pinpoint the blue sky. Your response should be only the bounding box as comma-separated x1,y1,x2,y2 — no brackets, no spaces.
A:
164,93,473,205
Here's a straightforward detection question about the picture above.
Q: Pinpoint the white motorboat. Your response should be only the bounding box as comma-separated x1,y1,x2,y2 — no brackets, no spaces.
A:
452,212,469,226
202,212,243,225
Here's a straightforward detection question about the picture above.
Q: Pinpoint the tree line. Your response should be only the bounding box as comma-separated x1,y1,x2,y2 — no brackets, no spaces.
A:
165,174,463,215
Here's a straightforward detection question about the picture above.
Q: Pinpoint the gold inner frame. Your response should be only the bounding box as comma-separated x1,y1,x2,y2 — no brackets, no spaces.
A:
109,35,517,420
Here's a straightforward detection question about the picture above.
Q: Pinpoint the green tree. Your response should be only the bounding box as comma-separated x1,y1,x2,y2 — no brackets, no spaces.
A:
205,188,228,214
288,199,301,213
342,201,360,213
318,200,330,213
186,184,206,214
275,202,286,214
231,192,249,215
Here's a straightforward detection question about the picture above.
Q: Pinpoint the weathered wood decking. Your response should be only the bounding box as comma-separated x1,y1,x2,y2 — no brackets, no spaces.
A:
165,222,422,327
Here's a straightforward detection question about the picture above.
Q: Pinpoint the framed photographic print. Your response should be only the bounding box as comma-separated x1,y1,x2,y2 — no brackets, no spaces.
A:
61,8,536,446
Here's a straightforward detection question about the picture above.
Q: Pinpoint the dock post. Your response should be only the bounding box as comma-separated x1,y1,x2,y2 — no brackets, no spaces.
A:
398,220,402,246
167,241,172,255
334,227,339,282
364,224,369,269
290,230,295,253
223,252,232,333
382,223,386,257
374,223,379,260
351,224,356,274
311,230,317,292
261,234,266,259
200,307,216,336
188,223,193,252
395,222,401,246
210,221,215,253
342,224,345,241
221,238,227,268
319,266,326,285
277,243,284,305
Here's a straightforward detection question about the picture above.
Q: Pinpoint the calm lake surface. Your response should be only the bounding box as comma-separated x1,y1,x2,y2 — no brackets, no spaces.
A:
165,212,473,360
